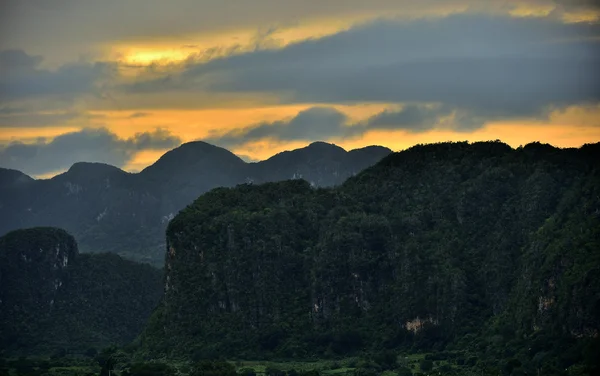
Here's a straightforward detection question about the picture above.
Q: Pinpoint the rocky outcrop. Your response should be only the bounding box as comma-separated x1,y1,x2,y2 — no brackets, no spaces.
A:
0,227,162,355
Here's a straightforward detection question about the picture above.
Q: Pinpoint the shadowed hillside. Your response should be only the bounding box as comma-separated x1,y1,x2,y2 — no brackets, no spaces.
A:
0,142,391,266
139,141,600,374
0,227,163,356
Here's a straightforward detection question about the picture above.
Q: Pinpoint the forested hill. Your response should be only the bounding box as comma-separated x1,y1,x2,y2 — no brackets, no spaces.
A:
140,141,600,374
0,142,390,266
0,227,163,356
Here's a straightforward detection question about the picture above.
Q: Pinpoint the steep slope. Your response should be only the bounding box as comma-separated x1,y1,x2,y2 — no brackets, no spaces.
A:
249,142,351,186
0,227,163,356
0,168,33,188
138,141,249,222
140,141,599,373
0,142,391,265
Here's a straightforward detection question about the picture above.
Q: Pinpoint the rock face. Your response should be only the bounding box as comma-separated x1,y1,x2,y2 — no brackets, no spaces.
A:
0,227,162,355
0,228,76,319
141,141,600,362
0,141,391,266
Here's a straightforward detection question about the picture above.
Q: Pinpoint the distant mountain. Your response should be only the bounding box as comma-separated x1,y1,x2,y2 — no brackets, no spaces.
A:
0,141,391,265
249,142,392,186
0,227,162,356
139,141,600,374
0,168,33,188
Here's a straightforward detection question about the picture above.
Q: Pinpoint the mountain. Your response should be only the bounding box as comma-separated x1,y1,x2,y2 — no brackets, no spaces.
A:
0,142,391,266
0,227,163,356
0,168,33,188
248,142,392,187
139,141,600,374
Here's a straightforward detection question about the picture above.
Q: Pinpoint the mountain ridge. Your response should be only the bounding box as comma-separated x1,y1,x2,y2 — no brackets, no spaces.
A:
0,141,392,265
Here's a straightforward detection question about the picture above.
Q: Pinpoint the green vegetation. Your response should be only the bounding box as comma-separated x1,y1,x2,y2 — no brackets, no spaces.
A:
137,141,599,375
2,141,599,375
6,350,591,376
0,228,163,356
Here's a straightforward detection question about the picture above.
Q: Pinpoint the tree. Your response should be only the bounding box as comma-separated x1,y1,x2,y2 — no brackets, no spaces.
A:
239,368,256,376
265,367,286,376
419,359,433,373
122,362,175,376
191,360,236,376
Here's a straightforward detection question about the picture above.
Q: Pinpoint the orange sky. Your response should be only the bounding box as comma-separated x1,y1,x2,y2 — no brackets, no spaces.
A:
0,0,599,177
79,103,600,172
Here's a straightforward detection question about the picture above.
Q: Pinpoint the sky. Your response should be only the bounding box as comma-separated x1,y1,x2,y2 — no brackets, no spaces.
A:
0,0,599,178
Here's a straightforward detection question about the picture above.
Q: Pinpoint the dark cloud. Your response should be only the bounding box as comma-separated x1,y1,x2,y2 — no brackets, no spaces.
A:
0,111,80,127
364,105,454,131
130,128,181,149
126,14,600,121
0,127,181,176
207,104,475,148
205,107,350,147
2,1,598,55
552,0,600,10
0,49,115,102
0,49,43,70
0,108,107,128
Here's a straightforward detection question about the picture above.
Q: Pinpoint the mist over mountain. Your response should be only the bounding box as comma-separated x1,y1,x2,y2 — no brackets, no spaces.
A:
0,142,391,266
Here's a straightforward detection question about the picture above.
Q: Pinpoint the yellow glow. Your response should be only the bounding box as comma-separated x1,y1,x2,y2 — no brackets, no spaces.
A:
6,104,600,178
34,169,68,180
123,49,192,66
106,17,361,67
225,122,600,164
509,4,554,18
0,127,80,143
187,105,600,163
105,5,471,68
88,104,600,168
123,149,172,172
562,10,600,23
90,103,396,141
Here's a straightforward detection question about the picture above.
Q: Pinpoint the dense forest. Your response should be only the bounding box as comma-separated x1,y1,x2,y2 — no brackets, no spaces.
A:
0,228,163,356
138,141,600,375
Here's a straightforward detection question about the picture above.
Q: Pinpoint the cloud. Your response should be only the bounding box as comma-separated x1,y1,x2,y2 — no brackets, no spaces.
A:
129,112,149,118
207,104,479,148
129,128,180,149
205,107,350,147
0,111,79,127
0,105,109,128
553,0,600,11
0,49,43,70
364,105,454,131
1,1,598,53
0,127,181,176
125,14,600,120
0,49,115,102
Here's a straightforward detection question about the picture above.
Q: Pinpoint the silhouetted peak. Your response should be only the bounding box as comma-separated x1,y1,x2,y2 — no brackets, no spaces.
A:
348,145,392,155
302,142,348,155
64,162,125,179
140,141,245,176
306,141,346,151
265,141,347,163
0,168,34,187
